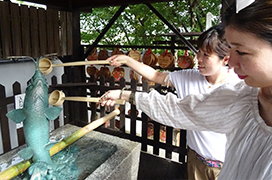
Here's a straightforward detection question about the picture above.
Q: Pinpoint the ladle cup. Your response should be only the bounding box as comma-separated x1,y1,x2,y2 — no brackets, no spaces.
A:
49,90,125,106
39,58,127,75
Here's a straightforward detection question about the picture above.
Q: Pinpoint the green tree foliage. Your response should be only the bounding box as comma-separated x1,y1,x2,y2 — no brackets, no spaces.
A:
80,0,221,53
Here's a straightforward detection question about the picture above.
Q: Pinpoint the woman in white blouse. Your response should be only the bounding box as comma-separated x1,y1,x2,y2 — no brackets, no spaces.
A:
106,24,241,180
101,0,272,179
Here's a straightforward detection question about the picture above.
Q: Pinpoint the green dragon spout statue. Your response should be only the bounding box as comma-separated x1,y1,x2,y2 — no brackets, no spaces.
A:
6,58,62,179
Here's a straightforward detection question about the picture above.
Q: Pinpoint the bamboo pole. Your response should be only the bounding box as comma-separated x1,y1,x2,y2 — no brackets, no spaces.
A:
49,90,125,106
50,108,120,156
0,160,32,180
39,58,127,75
0,109,120,180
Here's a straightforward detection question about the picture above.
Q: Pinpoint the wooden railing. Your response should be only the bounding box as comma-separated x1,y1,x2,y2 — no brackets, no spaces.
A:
50,75,188,164
0,75,187,165
0,76,65,154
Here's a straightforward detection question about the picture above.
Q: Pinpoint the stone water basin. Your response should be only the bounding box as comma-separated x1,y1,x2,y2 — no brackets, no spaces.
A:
0,124,141,180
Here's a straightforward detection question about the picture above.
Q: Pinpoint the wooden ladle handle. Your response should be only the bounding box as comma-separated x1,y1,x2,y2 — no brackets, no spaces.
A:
39,58,127,75
51,60,127,67
49,90,125,106
64,97,125,105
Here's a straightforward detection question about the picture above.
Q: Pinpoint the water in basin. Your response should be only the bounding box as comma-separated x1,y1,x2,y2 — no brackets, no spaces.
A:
11,138,117,180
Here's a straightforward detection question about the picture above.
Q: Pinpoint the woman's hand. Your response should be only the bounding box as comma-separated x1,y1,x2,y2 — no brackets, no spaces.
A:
107,55,130,67
100,89,132,106
100,90,122,107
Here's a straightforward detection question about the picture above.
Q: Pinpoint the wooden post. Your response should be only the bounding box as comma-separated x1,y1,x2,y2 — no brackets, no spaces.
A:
130,78,137,137
141,80,149,152
12,82,25,146
0,85,11,153
119,77,126,132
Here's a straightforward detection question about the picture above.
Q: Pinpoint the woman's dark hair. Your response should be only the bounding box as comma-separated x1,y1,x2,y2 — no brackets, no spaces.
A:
223,0,272,46
197,23,230,60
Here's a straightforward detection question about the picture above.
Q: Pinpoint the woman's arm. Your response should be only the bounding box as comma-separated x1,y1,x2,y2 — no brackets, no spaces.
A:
100,82,256,134
135,83,255,133
107,55,173,87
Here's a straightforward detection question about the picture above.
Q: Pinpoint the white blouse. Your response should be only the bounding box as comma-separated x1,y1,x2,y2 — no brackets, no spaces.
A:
169,69,240,162
136,81,272,180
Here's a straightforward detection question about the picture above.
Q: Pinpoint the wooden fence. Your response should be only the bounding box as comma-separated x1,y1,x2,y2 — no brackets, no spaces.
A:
50,74,188,164
0,74,187,164
0,1,73,59
0,77,62,154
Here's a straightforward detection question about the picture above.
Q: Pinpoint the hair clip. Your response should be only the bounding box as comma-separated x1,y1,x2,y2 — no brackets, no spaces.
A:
236,0,255,13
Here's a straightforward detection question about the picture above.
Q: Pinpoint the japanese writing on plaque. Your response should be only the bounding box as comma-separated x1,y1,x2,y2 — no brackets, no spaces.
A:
14,94,25,129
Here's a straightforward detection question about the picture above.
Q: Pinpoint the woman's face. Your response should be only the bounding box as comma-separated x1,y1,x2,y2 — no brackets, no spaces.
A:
225,27,272,88
196,48,226,76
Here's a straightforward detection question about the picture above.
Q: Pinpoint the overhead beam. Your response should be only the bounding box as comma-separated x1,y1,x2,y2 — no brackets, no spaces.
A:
81,4,128,60
145,3,197,54
21,0,181,11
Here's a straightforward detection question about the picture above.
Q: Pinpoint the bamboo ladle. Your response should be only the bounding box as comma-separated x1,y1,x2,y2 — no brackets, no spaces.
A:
39,58,127,75
49,90,125,106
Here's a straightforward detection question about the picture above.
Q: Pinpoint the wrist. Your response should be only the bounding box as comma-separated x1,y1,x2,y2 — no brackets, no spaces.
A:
120,90,131,102
119,90,136,104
